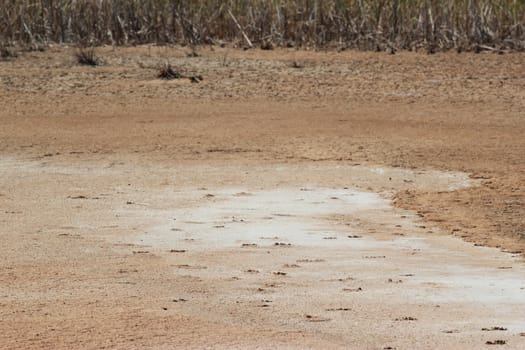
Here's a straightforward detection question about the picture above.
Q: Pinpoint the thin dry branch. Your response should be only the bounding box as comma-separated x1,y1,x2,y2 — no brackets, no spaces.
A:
228,9,254,48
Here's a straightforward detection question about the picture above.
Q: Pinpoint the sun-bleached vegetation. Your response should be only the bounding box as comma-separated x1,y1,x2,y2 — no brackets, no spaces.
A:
1,0,524,52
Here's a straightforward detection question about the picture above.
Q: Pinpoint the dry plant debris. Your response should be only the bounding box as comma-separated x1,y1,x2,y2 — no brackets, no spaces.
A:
75,47,99,66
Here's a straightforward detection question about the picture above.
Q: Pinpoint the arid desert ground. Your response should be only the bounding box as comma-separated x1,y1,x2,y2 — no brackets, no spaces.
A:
1,46,525,349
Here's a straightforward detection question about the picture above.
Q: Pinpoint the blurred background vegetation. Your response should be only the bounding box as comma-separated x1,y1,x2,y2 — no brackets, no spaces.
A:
1,0,524,51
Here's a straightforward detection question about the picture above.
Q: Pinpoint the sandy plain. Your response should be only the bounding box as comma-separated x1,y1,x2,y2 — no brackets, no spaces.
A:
1,46,524,349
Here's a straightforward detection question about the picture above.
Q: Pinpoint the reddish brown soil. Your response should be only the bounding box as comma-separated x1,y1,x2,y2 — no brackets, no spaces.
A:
1,46,524,349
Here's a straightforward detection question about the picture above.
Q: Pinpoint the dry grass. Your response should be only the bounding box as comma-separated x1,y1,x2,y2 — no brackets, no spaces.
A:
0,1,524,52
156,62,203,83
157,63,182,80
75,47,99,66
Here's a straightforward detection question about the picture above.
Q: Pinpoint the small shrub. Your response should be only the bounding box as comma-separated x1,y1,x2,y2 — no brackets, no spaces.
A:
155,62,203,83
75,47,99,66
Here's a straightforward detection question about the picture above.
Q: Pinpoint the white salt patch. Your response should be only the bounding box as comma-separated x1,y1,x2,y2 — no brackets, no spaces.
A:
135,188,388,249
126,186,525,323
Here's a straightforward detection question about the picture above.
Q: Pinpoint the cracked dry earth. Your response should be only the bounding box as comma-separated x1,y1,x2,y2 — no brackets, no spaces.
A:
1,46,525,349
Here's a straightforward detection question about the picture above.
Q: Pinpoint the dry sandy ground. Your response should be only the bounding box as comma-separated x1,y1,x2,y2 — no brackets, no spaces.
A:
1,46,525,349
